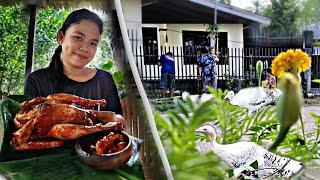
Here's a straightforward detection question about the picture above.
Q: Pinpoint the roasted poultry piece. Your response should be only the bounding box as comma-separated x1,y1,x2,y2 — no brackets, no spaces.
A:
95,132,127,155
11,94,124,151
15,93,107,129
20,93,106,110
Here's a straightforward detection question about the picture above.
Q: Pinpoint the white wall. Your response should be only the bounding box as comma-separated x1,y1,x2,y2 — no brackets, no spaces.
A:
161,24,243,48
120,0,145,75
121,0,143,47
220,24,244,77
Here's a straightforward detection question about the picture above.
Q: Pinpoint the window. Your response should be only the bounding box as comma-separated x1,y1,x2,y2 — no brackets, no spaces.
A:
217,32,228,49
142,27,158,64
216,32,228,65
182,31,210,64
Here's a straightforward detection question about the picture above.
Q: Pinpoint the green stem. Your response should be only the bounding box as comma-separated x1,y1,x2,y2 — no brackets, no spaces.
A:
299,113,308,150
312,123,320,150
269,126,289,151
257,123,278,141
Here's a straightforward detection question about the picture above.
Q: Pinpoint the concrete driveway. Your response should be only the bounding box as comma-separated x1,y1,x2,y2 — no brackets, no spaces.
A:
301,105,320,133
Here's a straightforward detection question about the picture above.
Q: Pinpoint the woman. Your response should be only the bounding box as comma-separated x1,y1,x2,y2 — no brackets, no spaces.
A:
24,9,122,114
198,47,218,93
208,47,219,90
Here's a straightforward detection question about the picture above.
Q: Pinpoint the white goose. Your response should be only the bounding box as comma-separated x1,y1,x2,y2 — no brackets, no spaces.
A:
181,91,214,104
195,124,303,179
224,87,282,113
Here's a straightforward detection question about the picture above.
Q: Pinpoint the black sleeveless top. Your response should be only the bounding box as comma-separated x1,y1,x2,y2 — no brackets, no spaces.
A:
24,68,122,114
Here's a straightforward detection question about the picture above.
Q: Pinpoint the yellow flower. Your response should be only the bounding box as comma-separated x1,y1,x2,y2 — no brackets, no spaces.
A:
271,49,311,77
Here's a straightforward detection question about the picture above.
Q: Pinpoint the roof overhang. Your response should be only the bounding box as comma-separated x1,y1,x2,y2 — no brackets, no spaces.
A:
0,0,114,10
142,0,270,26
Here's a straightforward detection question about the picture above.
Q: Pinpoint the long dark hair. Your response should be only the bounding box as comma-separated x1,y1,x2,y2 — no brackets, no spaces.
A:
48,9,103,90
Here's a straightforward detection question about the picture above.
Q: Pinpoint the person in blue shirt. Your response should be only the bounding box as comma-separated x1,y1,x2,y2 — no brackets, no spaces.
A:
158,52,175,97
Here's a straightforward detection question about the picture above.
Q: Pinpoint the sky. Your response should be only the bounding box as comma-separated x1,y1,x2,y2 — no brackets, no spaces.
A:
231,0,270,11
231,0,254,8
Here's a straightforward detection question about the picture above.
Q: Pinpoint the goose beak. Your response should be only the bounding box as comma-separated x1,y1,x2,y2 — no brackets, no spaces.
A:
224,91,234,100
195,128,204,134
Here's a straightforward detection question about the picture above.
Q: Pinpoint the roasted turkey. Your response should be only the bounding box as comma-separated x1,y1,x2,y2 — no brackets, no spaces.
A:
11,93,124,151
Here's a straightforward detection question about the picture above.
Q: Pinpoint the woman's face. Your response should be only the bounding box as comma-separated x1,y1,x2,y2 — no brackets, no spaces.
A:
210,49,215,54
58,20,101,69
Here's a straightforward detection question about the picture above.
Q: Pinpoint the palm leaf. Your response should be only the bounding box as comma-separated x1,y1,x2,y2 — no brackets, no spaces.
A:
168,110,188,129
185,96,196,111
175,99,190,118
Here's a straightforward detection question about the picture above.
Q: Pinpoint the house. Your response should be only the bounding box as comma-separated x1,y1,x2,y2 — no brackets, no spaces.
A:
120,0,271,92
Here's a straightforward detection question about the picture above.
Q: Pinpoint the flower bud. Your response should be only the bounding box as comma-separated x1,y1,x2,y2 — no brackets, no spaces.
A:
277,73,302,128
269,72,302,151
256,60,263,86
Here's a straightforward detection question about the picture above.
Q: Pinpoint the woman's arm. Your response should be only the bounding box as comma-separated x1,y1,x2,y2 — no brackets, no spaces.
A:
213,55,219,62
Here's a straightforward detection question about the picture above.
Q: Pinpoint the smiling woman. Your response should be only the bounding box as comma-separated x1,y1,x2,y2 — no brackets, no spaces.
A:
58,19,101,81
24,9,122,114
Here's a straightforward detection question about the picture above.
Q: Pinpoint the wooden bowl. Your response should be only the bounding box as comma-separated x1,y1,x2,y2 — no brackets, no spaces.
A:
75,131,133,170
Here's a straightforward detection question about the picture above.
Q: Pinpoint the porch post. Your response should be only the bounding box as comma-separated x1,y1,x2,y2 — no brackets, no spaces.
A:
214,0,217,24
303,30,313,94
213,0,218,49
25,4,37,78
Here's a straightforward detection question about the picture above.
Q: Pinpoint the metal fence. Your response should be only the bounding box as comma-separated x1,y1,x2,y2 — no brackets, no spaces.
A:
132,46,320,81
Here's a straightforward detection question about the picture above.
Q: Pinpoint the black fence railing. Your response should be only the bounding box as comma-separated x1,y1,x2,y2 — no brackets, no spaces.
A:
129,46,320,94
131,46,320,83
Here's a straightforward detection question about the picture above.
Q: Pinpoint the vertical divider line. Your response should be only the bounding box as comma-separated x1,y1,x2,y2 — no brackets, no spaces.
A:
114,1,173,179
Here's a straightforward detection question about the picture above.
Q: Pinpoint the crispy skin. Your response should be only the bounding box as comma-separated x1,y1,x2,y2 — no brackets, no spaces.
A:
12,120,123,151
108,141,127,154
95,133,120,155
15,93,107,128
14,107,38,129
47,122,123,140
20,97,48,110
11,94,123,151
18,93,106,119
95,132,126,155
47,93,106,109
31,103,95,137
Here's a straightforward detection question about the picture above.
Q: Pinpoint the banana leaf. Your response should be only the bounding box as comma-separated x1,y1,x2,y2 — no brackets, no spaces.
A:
0,152,143,180
0,99,144,179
